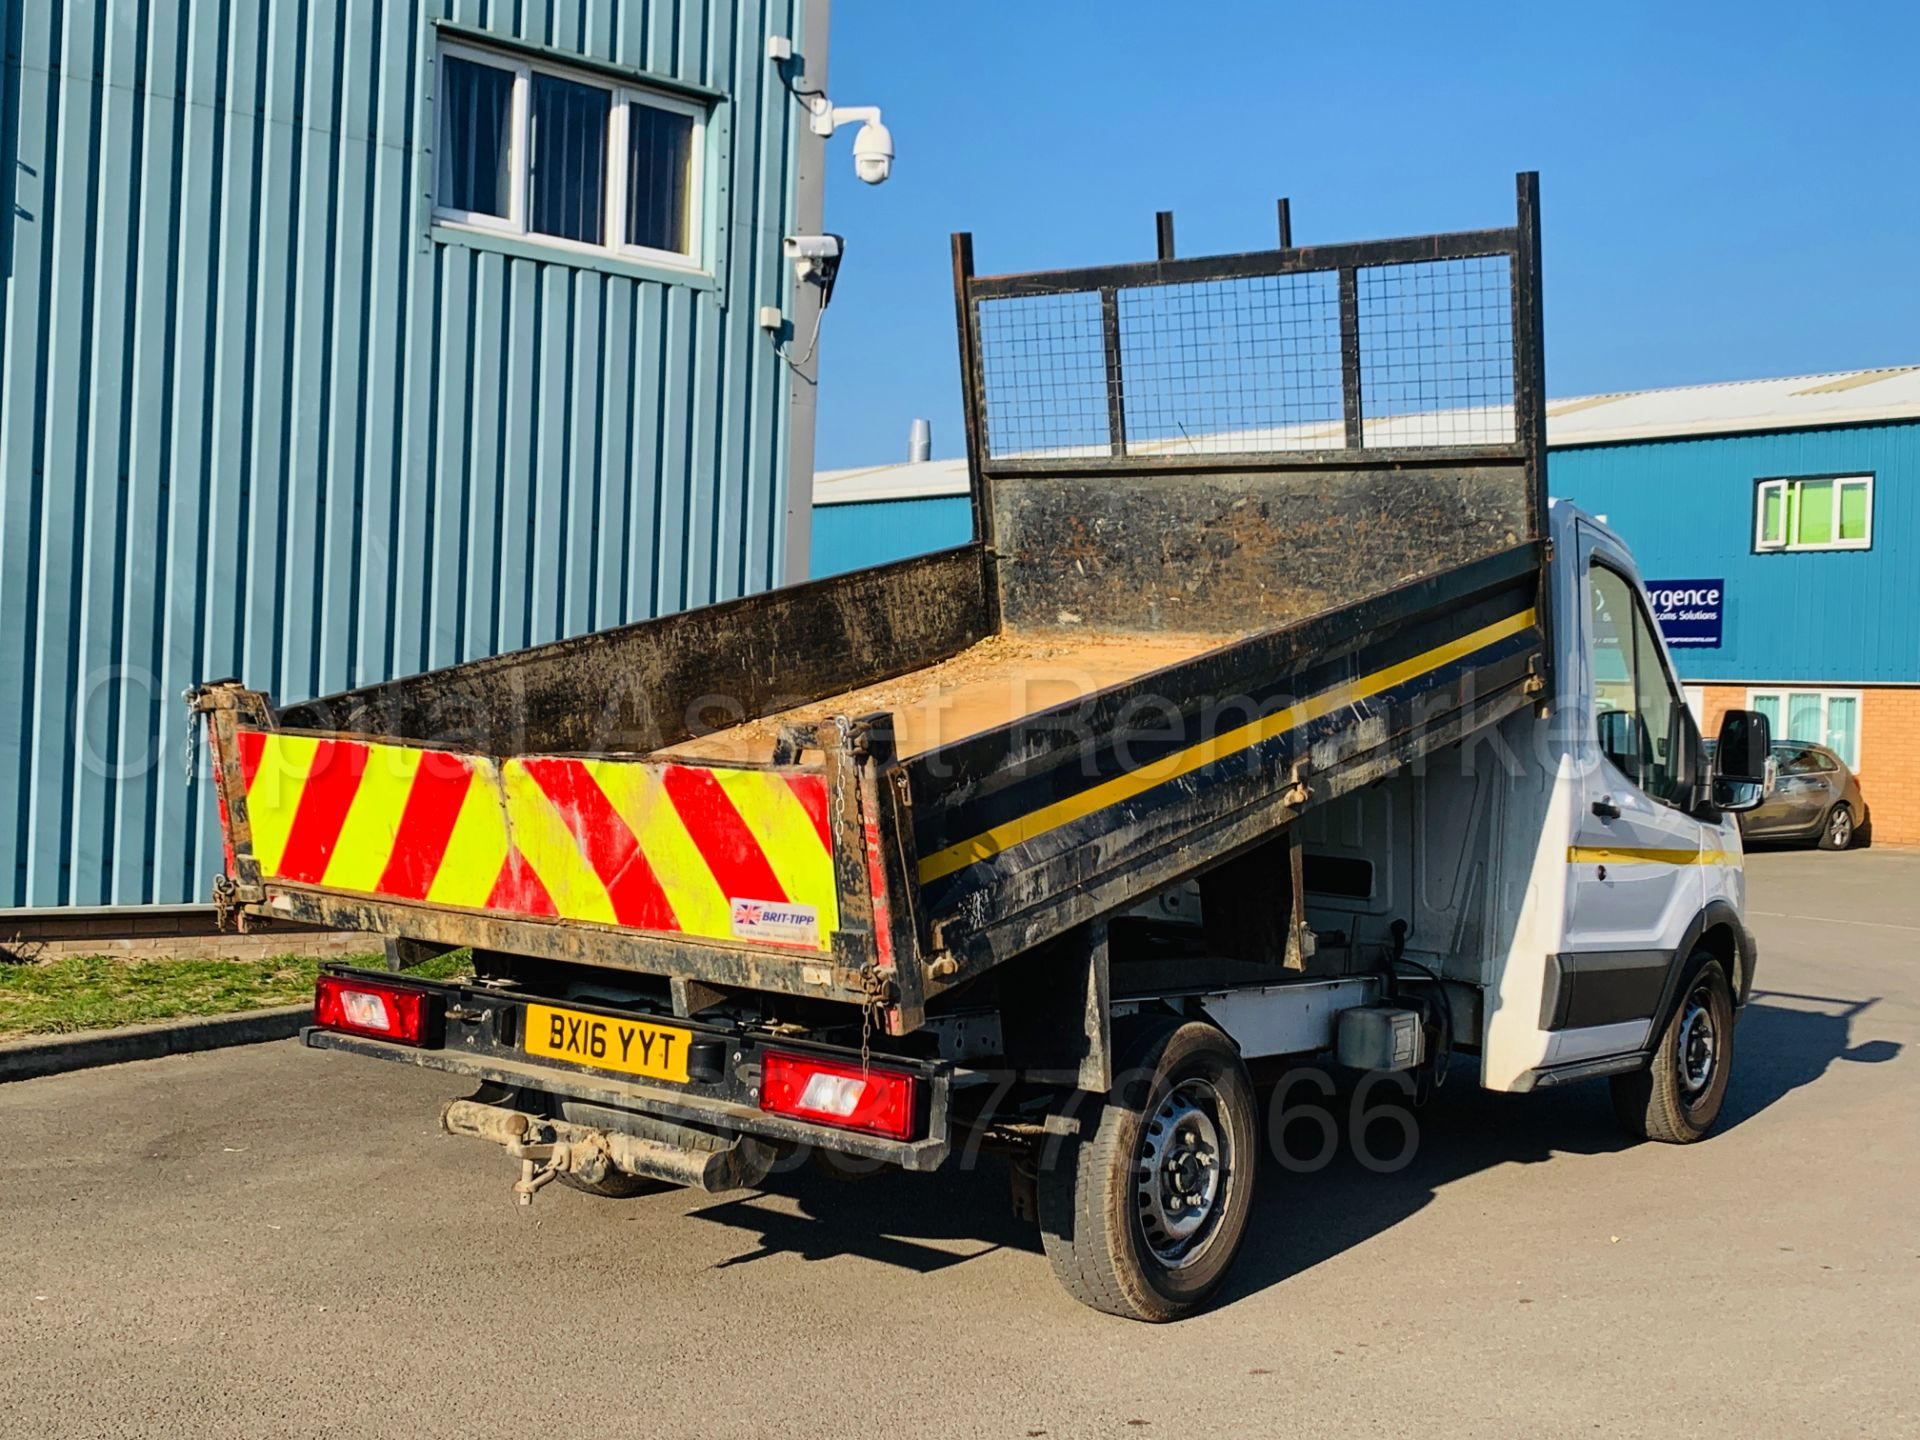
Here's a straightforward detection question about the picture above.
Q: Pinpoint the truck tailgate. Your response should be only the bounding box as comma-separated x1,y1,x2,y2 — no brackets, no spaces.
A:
232,731,839,953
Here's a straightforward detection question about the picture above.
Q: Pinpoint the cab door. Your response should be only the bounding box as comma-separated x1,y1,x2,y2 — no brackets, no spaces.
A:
1563,526,1706,960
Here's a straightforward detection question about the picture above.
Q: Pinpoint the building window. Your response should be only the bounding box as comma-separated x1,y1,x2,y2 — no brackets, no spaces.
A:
1754,474,1872,552
434,39,704,269
1747,688,1860,769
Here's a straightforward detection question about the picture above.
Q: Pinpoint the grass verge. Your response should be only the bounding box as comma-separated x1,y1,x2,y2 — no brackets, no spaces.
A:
0,950,473,1042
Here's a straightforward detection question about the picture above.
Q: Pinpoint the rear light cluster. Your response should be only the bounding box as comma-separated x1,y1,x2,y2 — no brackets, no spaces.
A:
313,974,431,1045
759,1049,917,1140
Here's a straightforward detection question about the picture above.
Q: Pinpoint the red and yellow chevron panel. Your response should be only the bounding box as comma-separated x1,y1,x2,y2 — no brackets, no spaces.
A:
231,730,838,951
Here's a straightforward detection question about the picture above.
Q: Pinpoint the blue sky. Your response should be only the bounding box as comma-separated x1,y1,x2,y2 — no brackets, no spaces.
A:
810,0,1918,469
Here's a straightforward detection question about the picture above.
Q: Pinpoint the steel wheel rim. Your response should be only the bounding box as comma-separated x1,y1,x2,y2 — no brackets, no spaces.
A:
1830,807,1852,846
1677,982,1718,1100
1134,1077,1234,1270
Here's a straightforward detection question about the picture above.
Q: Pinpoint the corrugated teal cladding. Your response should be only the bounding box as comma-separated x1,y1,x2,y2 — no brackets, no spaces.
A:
0,0,813,906
1548,421,1920,685
811,496,972,579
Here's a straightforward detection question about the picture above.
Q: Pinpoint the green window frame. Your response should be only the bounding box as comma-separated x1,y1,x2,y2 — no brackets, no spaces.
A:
1755,474,1873,552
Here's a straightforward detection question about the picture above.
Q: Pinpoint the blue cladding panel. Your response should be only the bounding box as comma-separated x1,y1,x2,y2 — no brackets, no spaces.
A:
1548,422,1920,686
810,497,974,579
0,0,810,906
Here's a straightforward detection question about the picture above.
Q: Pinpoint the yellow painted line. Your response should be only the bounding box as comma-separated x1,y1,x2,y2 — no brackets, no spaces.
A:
1568,846,1737,866
584,759,732,941
425,760,511,909
501,760,617,925
714,767,841,939
918,607,1538,883
321,742,424,893
246,733,321,877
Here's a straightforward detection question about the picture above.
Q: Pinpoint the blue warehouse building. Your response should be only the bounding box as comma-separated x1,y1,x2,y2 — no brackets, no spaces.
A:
818,367,1920,843
1,0,839,913
1550,368,1920,844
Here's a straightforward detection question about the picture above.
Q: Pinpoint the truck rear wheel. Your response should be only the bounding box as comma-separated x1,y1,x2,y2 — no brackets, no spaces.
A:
1037,1018,1257,1322
1610,955,1734,1144
556,1168,670,1199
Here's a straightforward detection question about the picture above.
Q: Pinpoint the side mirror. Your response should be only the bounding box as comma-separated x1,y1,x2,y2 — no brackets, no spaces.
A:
1712,709,1773,812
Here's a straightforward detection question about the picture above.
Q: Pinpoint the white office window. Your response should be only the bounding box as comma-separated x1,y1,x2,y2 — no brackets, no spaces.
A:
434,39,705,269
1754,475,1873,552
1747,687,1862,769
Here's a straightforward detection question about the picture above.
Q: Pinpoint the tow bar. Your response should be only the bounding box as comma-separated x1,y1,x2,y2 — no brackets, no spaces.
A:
440,1099,778,1204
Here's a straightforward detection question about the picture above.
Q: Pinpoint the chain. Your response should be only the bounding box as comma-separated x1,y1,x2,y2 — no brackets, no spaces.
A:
181,687,202,783
856,964,894,1077
211,874,237,933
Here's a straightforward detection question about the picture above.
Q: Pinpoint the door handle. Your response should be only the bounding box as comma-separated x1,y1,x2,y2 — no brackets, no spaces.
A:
1592,798,1621,819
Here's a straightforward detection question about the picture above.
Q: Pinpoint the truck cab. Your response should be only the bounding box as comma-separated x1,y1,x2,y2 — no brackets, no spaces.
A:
1300,497,1761,1126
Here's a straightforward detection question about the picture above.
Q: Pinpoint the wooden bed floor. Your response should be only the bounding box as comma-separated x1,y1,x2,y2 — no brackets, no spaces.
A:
660,630,1224,764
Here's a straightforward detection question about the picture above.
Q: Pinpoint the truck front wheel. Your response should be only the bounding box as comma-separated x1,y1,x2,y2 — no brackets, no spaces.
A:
1037,1018,1257,1322
1610,955,1735,1143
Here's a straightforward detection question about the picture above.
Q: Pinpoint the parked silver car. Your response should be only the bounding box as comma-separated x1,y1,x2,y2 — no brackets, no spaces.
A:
1708,739,1871,850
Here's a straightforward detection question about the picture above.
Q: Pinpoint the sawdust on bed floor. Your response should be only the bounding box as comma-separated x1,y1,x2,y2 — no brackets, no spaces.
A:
659,629,1228,763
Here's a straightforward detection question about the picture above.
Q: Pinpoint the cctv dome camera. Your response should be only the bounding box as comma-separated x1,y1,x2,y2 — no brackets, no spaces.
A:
852,119,893,185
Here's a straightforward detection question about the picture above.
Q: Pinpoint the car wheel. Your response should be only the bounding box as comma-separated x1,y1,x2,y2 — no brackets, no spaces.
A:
1818,802,1855,851
1610,955,1735,1144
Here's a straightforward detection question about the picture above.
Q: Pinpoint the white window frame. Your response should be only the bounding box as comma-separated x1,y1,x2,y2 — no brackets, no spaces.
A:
431,39,706,272
1746,687,1863,769
1753,474,1873,553
606,85,706,270
433,41,530,235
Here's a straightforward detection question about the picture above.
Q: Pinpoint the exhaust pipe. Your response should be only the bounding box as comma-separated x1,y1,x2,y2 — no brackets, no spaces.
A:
442,1099,777,1196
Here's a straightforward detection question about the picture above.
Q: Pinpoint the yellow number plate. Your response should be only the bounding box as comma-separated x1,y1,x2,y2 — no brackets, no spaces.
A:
523,1005,691,1084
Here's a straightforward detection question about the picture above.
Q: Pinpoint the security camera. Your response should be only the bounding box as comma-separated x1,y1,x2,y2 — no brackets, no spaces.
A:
783,234,842,262
782,233,844,291
806,101,894,186
851,119,893,185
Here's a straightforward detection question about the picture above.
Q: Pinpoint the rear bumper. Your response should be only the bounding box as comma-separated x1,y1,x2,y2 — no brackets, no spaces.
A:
303,973,952,1171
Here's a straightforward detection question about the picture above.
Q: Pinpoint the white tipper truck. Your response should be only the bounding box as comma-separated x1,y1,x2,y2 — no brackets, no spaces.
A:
195,174,1773,1320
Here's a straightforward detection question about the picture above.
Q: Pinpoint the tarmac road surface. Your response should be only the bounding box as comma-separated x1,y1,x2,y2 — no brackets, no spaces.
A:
2,849,1915,1438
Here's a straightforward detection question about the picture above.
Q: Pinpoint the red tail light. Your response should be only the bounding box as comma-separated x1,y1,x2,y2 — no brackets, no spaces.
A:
759,1049,918,1140
314,974,431,1045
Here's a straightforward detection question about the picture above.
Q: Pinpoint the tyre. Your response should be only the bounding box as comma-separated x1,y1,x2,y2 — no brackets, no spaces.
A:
1817,802,1855,851
1037,1018,1258,1322
1610,955,1735,1144
555,1167,670,1199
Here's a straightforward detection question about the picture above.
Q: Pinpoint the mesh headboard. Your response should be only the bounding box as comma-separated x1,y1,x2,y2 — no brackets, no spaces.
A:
951,173,1547,638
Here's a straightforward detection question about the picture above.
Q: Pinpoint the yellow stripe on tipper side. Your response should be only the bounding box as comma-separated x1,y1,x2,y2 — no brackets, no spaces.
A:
584,759,730,941
425,760,511,909
321,743,424,892
246,733,321,876
500,760,618,925
918,607,1538,884
1567,846,1737,867
713,767,840,934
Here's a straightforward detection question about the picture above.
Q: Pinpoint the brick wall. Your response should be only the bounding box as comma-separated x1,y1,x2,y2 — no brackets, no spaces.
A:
1693,683,1919,846
1859,688,1920,845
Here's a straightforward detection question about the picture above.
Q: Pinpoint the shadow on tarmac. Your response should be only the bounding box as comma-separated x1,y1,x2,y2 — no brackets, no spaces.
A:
678,992,1901,1304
